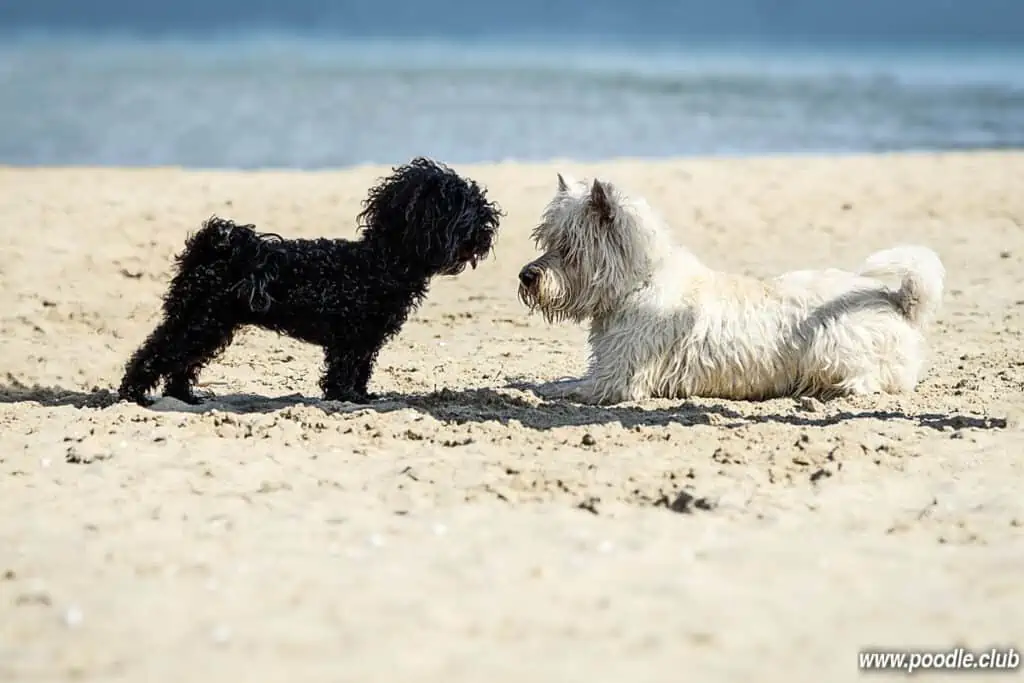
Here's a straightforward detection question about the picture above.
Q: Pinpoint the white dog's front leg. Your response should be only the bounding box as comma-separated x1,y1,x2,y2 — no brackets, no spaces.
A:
534,324,655,405
580,329,652,404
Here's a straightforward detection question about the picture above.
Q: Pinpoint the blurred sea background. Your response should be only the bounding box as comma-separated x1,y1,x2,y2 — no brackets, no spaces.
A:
1,0,1023,168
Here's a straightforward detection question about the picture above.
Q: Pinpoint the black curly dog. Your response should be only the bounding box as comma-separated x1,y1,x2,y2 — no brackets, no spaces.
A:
118,157,502,406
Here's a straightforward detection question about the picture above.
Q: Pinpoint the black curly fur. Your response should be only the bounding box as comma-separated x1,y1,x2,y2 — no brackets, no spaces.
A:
118,157,502,406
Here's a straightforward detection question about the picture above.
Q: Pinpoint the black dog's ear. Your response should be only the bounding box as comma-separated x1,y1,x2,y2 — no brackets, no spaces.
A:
557,173,569,193
590,179,615,223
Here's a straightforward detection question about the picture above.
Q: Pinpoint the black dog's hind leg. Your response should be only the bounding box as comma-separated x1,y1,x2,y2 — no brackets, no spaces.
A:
119,310,237,405
161,318,238,404
119,317,190,405
320,341,378,403
120,329,168,405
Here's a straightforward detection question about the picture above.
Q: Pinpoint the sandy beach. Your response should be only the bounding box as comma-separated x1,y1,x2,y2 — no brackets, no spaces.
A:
1,152,1022,682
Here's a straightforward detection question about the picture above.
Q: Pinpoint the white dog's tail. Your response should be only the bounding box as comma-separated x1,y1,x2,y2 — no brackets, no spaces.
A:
857,245,945,328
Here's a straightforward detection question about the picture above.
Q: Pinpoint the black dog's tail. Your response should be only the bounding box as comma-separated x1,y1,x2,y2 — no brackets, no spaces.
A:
170,215,286,314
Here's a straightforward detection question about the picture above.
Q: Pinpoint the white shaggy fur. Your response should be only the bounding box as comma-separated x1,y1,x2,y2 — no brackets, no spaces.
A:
517,173,945,404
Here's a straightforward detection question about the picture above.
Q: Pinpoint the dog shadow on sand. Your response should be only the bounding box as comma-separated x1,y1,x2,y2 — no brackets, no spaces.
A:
0,378,1007,433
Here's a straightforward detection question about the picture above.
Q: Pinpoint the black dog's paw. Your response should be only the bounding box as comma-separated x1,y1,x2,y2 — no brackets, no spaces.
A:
176,393,208,406
119,391,155,407
323,388,375,404
162,386,213,406
117,383,155,406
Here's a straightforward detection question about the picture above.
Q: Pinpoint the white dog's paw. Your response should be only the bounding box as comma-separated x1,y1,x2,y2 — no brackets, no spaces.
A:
534,378,589,400
569,391,607,405
541,379,623,405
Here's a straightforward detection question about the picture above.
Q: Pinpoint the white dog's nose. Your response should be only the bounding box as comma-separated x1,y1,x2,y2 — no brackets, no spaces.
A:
519,265,540,287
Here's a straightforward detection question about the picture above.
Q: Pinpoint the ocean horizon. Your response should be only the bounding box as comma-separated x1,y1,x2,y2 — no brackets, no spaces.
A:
2,30,1023,169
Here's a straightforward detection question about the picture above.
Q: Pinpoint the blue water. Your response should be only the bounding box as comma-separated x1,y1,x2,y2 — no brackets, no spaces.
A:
2,33,1023,168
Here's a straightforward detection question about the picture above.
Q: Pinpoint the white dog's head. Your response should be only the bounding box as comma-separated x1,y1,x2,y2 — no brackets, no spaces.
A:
518,173,671,322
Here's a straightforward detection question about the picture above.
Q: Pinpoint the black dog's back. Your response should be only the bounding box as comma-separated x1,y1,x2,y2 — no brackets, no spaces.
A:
167,216,429,345
166,217,287,317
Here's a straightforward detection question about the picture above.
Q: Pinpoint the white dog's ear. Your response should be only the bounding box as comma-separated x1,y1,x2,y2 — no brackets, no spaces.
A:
557,173,569,193
590,179,615,223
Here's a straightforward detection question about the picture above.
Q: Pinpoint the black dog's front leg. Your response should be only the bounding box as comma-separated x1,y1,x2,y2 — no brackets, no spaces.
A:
320,343,376,403
352,348,382,400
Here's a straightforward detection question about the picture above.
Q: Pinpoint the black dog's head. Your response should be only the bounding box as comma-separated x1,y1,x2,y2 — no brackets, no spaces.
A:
357,157,502,276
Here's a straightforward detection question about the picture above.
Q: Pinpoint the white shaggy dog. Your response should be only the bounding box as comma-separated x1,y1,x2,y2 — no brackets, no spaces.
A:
517,173,945,405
